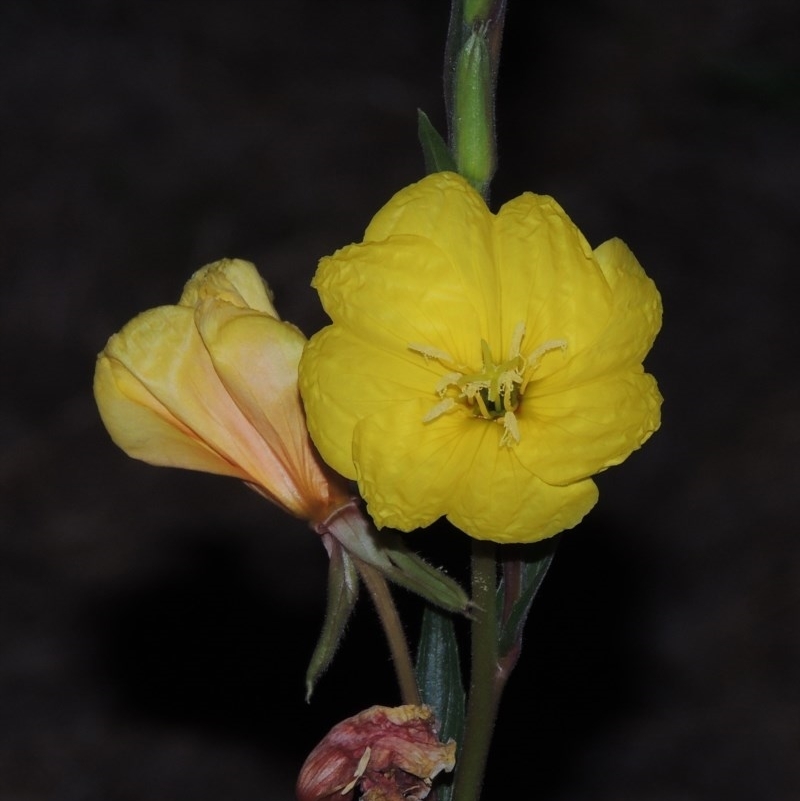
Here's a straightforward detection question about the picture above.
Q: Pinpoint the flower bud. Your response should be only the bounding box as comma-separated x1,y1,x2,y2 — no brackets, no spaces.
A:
453,30,495,194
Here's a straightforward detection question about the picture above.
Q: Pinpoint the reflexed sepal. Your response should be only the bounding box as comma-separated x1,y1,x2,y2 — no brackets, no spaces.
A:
318,502,471,615
305,536,360,701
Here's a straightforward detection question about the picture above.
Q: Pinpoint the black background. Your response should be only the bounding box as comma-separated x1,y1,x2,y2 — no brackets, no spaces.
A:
1,0,799,798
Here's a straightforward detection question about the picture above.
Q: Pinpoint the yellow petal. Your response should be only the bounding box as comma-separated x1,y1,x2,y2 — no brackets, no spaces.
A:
493,192,613,366
362,172,503,343
93,306,255,478
447,452,599,543
350,398,478,532
300,326,446,481
350,397,598,543
196,300,346,520
516,370,662,485
543,237,662,388
314,235,488,368
94,349,249,479
179,257,279,316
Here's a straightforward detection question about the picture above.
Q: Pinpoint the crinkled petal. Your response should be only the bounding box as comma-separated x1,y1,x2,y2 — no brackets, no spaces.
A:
447,448,599,543
362,173,500,341
93,305,258,478
180,257,279,316
196,300,344,518
543,237,662,388
493,192,612,371
351,399,479,532
314,236,488,368
300,327,442,480
350,394,599,542
516,369,662,485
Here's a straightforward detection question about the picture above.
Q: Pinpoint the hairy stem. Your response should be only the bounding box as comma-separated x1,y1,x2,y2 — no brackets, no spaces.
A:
357,559,422,706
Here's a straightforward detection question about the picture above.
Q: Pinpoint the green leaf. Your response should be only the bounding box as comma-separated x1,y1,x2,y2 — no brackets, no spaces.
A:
305,542,359,701
417,109,457,175
496,538,558,657
416,606,465,801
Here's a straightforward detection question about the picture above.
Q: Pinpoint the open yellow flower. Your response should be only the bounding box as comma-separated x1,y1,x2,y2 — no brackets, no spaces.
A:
299,172,662,543
94,258,349,524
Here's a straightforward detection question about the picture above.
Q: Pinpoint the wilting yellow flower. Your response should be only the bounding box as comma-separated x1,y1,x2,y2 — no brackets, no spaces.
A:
299,172,662,543
296,704,455,801
94,258,349,523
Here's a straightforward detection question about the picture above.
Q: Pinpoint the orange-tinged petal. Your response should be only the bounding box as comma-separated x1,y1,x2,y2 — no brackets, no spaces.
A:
94,345,249,479
195,300,348,520
95,305,264,472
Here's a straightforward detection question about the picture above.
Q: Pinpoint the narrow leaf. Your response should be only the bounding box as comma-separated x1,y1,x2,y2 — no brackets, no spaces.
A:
416,606,465,801
496,538,557,657
305,543,359,701
417,109,457,174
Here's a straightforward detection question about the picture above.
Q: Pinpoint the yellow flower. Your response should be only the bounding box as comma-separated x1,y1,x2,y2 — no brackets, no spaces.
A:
299,172,662,543
94,258,350,524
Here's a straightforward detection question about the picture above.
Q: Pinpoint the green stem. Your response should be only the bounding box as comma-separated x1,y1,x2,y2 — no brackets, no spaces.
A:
356,559,422,706
451,541,500,801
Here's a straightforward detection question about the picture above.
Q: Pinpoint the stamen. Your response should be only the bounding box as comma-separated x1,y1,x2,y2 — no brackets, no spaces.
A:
422,398,456,423
435,371,464,396
508,322,525,359
408,343,454,363
500,411,521,447
410,328,568,449
528,338,567,367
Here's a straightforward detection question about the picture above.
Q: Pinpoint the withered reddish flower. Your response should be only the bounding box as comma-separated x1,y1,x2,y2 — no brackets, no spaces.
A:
296,705,456,801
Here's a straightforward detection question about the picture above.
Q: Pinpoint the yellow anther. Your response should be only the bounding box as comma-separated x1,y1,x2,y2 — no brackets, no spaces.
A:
410,325,567,447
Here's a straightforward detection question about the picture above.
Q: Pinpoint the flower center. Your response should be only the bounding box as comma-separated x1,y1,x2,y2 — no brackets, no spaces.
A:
409,323,566,447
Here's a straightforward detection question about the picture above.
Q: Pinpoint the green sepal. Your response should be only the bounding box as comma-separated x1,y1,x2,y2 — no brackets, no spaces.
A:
496,538,557,657
417,109,457,175
381,538,471,615
305,541,359,701
323,504,471,615
416,606,465,801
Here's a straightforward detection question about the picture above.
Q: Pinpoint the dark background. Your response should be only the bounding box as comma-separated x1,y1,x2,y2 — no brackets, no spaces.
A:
2,0,799,798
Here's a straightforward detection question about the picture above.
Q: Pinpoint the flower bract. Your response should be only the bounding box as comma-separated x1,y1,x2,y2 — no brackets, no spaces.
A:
299,172,662,543
94,258,349,524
